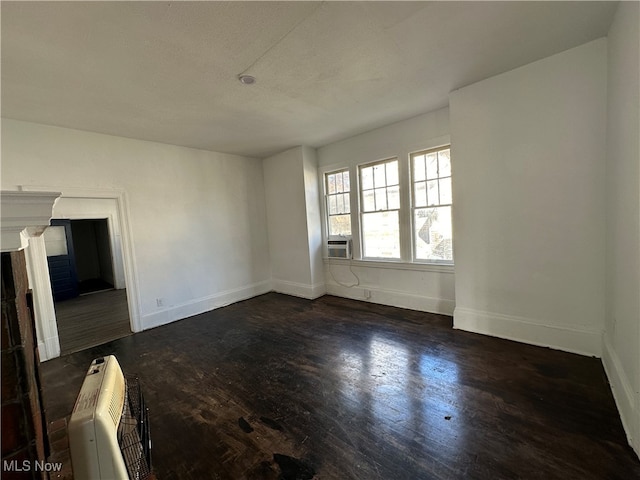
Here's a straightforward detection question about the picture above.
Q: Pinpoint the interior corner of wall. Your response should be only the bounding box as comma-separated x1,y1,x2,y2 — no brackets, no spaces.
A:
601,333,638,456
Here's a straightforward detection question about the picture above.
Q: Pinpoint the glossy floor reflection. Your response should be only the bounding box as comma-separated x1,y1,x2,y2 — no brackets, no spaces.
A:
40,293,640,479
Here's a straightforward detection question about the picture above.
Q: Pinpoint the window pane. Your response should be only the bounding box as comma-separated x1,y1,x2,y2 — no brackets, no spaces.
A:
439,177,452,205
343,193,350,214
329,195,337,214
414,155,425,182
386,160,399,186
374,187,387,210
43,226,68,257
362,211,400,258
329,214,352,236
327,174,336,194
426,153,438,179
362,189,375,212
342,171,350,192
414,206,453,262
361,166,374,190
327,170,351,238
439,149,451,177
388,185,400,210
336,172,344,193
373,163,386,188
414,181,427,207
427,179,439,206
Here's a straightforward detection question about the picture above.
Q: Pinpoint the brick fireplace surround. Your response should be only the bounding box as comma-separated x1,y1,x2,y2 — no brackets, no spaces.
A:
1,250,48,479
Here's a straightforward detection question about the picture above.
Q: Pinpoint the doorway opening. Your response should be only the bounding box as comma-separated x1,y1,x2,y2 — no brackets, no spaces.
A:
73,219,116,295
43,218,132,355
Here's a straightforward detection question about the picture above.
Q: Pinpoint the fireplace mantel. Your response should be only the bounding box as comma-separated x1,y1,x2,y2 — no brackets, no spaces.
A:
1,190,61,252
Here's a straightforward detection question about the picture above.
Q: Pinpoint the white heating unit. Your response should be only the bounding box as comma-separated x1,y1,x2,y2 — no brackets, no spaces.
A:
68,355,152,480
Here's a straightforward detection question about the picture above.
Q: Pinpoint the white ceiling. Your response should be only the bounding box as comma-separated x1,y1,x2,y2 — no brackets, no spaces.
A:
1,1,617,158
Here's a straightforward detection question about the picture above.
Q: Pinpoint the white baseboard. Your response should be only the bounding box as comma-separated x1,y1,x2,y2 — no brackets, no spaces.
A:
602,334,639,457
326,282,455,316
272,279,326,299
142,280,272,330
38,337,61,362
453,307,602,357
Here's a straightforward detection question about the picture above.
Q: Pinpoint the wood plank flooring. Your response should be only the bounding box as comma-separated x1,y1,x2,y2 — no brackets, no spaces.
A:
54,288,131,356
40,293,640,479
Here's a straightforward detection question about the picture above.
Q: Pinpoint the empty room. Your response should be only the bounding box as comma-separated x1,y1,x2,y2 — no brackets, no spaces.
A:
1,1,639,479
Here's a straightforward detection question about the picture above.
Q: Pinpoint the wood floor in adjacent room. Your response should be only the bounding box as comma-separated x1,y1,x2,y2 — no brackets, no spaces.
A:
40,293,640,480
54,288,132,356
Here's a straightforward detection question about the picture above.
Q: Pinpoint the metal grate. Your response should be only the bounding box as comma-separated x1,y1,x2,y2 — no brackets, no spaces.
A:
118,375,152,480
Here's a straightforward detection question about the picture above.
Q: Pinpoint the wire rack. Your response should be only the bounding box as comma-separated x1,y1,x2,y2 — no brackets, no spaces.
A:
118,375,153,480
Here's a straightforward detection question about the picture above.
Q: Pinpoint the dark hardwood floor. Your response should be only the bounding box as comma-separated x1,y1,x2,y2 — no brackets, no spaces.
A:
54,288,132,355
40,293,640,479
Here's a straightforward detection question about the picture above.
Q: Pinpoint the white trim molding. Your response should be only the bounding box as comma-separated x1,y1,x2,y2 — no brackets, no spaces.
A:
142,280,272,330
271,279,326,300
453,307,603,357
324,257,455,274
20,185,143,333
1,190,61,252
0,190,62,361
23,235,60,361
326,282,455,316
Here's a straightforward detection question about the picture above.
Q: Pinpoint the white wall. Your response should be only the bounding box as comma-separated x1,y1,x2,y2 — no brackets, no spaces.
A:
450,39,607,356
603,0,640,457
1,119,272,331
263,146,325,298
317,109,455,315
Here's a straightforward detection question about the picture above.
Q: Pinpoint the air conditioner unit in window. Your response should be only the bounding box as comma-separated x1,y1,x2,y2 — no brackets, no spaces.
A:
327,238,352,259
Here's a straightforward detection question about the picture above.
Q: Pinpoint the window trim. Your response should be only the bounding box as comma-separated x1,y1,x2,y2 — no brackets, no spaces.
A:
358,157,402,261
409,145,453,264
324,256,454,274
319,135,453,267
324,168,352,239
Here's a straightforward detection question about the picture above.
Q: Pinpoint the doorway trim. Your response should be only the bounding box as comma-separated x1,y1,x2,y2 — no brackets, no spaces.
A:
22,186,142,358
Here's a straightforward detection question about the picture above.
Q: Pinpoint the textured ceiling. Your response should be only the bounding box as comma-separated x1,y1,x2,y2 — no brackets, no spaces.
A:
1,1,617,158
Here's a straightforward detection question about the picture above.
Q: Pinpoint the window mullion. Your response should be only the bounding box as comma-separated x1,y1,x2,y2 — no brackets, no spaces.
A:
398,155,412,262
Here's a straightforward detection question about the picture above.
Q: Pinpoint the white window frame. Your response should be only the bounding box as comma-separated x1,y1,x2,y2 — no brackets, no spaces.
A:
410,145,453,264
324,168,352,239
358,157,402,261
320,137,453,269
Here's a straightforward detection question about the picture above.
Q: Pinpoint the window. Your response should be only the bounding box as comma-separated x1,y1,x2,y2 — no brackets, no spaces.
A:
323,144,452,265
411,146,453,263
359,158,400,259
325,169,351,237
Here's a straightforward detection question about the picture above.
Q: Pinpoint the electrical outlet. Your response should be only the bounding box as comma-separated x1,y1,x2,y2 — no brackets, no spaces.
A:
156,298,164,307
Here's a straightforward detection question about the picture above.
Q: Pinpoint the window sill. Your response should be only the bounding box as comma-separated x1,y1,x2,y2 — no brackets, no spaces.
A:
323,257,454,274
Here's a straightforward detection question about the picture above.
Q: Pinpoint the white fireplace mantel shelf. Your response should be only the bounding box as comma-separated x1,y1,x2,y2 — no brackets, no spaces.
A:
1,190,61,252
